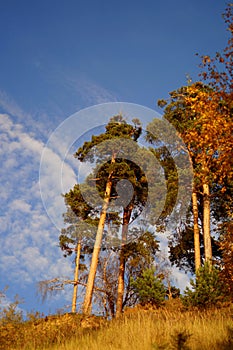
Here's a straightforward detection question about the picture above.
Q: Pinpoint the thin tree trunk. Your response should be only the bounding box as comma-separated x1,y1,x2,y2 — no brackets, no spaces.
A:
203,183,212,263
167,279,173,300
102,255,115,318
71,241,81,313
115,248,126,318
82,154,115,315
192,191,201,272
115,206,132,318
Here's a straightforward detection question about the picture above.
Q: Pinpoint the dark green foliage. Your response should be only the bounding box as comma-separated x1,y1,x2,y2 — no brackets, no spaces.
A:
169,224,197,273
130,268,166,307
59,206,96,257
218,221,233,299
124,231,159,267
156,83,229,271
64,184,99,226
94,157,149,223
166,286,180,299
122,231,161,309
168,201,222,273
75,115,142,162
182,263,226,309
64,115,149,242
149,145,179,227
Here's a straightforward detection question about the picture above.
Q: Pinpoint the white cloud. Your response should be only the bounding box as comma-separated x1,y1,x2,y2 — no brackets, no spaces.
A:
174,269,191,292
0,77,120,313
155,232,192,292
0,91,57,140
0,113,76,289
11,199,31,213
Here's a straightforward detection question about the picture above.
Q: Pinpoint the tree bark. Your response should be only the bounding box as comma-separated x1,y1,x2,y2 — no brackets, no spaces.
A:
71,241,81,313
203,183,212,263
192,191,201,272
115,206,132,318
82,154,115,315
102,256,115,318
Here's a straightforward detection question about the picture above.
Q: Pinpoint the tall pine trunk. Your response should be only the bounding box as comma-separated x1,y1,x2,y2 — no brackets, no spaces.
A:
192,191,201,272
71,240,81,313
203,182,212,262
115,205,132,318
82,154,115,315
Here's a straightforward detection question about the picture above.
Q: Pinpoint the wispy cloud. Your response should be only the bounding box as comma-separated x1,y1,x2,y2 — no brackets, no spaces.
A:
0,63,139,312
0,91,30,121
0,90,55,140
0,71,122,313
33,62,120,113
66,76,119,105
0,113,76,287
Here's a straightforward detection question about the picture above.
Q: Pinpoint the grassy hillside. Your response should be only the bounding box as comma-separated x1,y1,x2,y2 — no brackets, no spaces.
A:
1,302,233,350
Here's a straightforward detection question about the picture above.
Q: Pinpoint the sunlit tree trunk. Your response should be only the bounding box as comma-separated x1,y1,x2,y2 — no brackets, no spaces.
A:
192,191,201,272
203,182,212,263
71,240,81,313
82,154,115,315
115,206,132,318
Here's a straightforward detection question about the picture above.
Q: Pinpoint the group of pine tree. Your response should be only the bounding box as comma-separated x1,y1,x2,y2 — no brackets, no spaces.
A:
41,4,233,316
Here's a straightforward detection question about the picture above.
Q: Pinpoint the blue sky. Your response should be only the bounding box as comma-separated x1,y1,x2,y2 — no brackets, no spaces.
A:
0,0,229,315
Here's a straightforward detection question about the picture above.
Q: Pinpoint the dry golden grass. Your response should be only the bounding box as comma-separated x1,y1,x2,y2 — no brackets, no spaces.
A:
52,305,233,350
1,302,233,350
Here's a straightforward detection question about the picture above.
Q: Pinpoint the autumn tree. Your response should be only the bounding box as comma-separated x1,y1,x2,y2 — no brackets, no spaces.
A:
198,2,233,273
153,5,233,274
198,3,233,95
157,81,232,269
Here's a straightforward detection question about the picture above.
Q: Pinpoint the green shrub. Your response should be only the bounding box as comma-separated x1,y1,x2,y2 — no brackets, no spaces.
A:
130,268,166,307
182,262,226,309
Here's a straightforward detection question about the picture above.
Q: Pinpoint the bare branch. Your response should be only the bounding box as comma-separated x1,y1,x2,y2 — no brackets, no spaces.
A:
37,277,107,303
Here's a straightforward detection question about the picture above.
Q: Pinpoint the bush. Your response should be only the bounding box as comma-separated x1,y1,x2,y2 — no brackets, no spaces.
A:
130,268,166,307
182,262,227,309
0,289,24,326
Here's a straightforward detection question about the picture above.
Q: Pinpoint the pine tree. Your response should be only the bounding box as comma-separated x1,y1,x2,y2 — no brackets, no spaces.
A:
182,262,226,308
130,268,166,307
66,116,147,315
